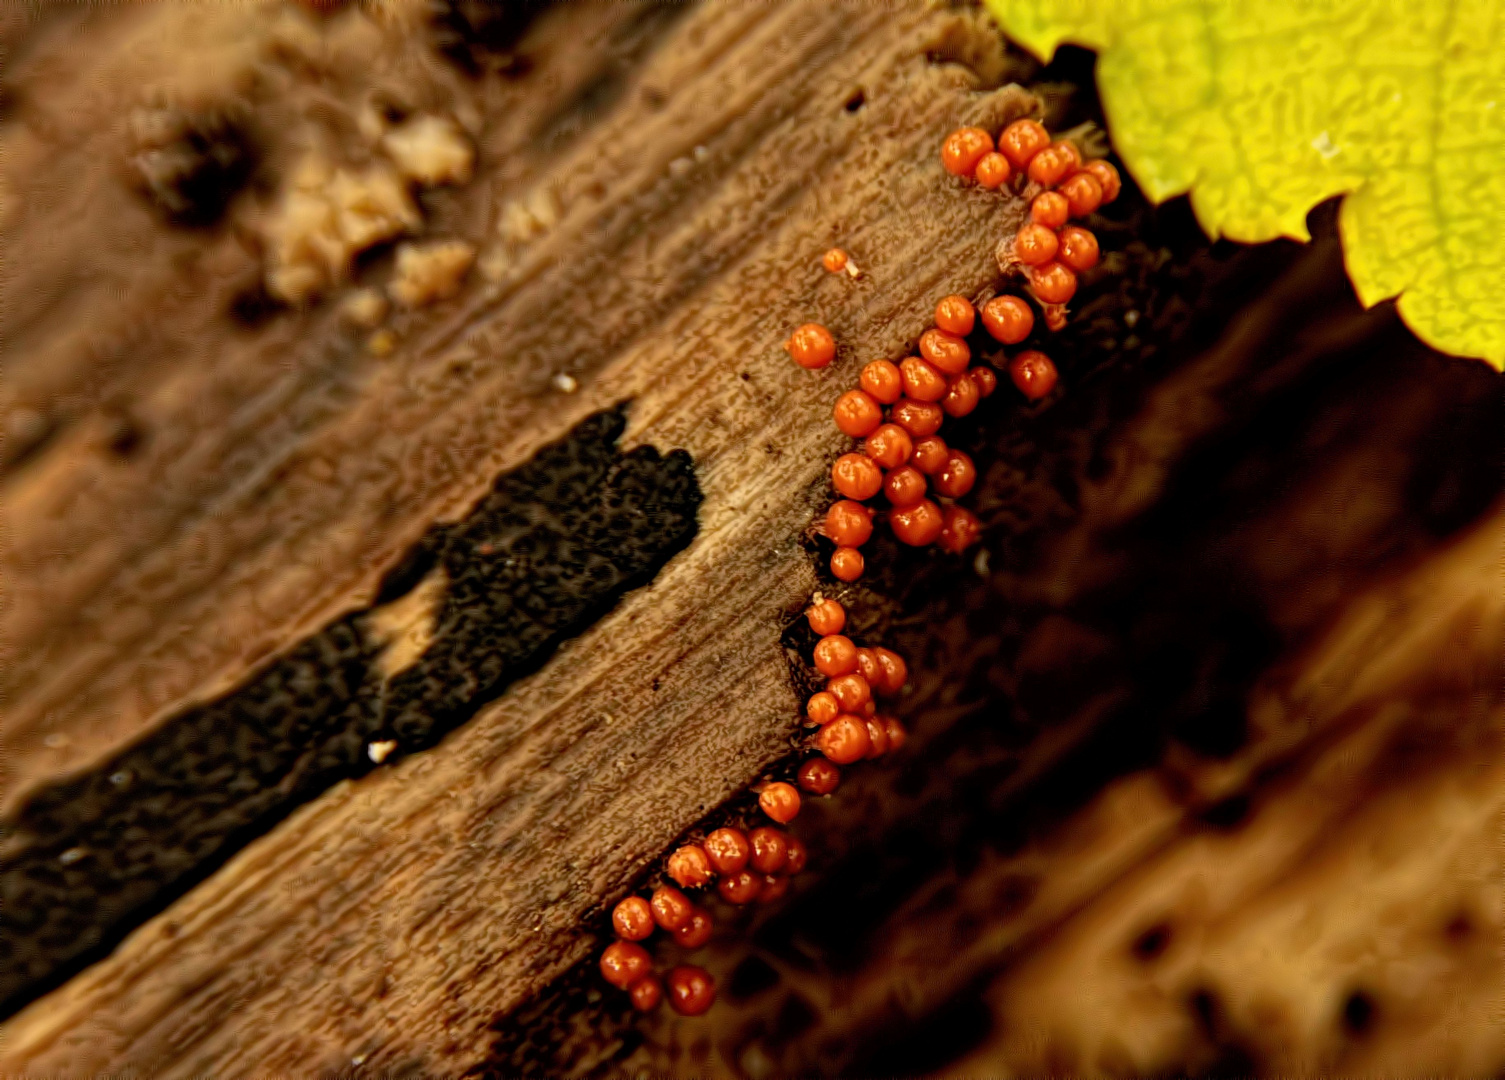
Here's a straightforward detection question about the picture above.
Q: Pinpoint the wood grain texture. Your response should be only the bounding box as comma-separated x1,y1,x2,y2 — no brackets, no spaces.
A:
0,2,1035,1074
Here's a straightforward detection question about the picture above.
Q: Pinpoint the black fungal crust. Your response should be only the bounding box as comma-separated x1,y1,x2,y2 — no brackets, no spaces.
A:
0,407,702,1021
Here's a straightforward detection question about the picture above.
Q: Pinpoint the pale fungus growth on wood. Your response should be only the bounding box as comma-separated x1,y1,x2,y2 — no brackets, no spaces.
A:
382,114,474,187
387,239,475,307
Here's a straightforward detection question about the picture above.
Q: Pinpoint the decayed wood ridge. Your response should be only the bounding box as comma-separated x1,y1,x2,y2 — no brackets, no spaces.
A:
1,2,1033,1075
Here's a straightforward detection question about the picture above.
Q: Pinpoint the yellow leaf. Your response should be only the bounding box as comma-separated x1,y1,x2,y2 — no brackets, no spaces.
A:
986,0,1505,369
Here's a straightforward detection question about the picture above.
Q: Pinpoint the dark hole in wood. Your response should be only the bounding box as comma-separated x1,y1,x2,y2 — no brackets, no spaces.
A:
1444,910,1473,941
228,281,285,328
132,113,258,228
1198,793,1251,831
105,414,145,459
770,991,817,1042
1189,987,1220,1035
1132,921,1172,962
844,89,865,112
1200,1042,1260,1079
1342,990,1376,1036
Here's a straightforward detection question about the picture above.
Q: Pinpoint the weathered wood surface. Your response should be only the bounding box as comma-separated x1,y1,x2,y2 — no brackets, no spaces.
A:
4,2,1504,1077
1,1,1035,1074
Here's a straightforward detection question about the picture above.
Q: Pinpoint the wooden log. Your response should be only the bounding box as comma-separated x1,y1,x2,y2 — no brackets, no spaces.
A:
0,1,1037,1074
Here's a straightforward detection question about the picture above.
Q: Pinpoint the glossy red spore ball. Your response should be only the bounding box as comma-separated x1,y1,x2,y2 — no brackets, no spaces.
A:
673,905,714,949
757,874,790,904
833,389,883,437
872,647,908,696
919,329,971,375
864,423,913,469
934,450,976,498
1028,261,1077,305
1031,190,1069,229
717,868,761,904
999,119,1049,169
941,373,980,418
1057,225,1099,271
817,714,871,764
703,827,750,875
798,757,841,795
830,546,864,582
667,965,716,1016
884,465,928,508
890,399,944,439
1083,159,1121,202
1013,223,1059,266
864,716,890,758
828,672,872,713
805,597,846,636
911,435,949,476
900,356,948,402
1009,350,1058,400
667,844,714,889
651,885,694,932
971,366,998,398
860,359,903,404
1026,144,1074,187
883,716,908,752
981,295,1034,344
600,941,652,989
806,690,840,725
759,781,801,824
939,504,983,554
934,295,976,336
832,452,882,501
1055,139,1083,174
748,827,790,874
974,151,1012,189
941,127,994,177
825,501,873,547
890,499,944,546
855,647,881,685
822,248,848,273
786,323,835,369
813,634,858,677
784,836,808,875
612,896,654,941
1060,170,1103,217
629,975,663,1012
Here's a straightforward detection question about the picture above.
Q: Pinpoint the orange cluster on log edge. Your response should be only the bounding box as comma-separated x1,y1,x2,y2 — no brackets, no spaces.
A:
598,113,1122,1018
945,118,1119,337
808,289,1002,581
597,595,910,1017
